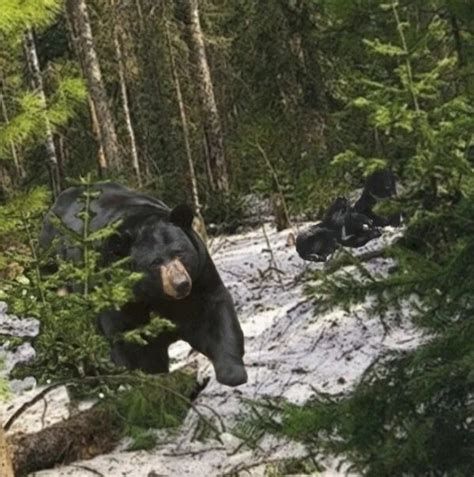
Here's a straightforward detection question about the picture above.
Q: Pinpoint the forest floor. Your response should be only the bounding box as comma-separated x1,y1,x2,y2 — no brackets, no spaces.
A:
0,223,426,476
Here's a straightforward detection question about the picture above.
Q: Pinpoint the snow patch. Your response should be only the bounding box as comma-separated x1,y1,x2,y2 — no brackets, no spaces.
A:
1,223,426,476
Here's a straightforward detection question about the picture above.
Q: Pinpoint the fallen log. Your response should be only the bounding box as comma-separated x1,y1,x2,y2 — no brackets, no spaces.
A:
5,369,201,476
9,407,120,476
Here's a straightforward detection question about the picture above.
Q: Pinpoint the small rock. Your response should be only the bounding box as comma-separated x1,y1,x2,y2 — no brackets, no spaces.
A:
9,377,36,394
220,432,243,448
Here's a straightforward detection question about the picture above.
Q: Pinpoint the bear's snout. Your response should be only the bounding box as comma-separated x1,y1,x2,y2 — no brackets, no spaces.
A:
160,258,192,299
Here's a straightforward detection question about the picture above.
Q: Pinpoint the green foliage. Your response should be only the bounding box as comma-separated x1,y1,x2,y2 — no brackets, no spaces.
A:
254,3,474,475
0,0,61,37
0,186,50,238
0,0,86,186
269,318,474,475
0,359,10,401
122,314,175,347
0,177,168,382
0,77,87,161
203,190,246,233
111,371,197,450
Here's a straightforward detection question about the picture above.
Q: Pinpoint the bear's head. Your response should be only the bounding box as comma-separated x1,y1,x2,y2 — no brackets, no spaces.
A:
107,204,202,302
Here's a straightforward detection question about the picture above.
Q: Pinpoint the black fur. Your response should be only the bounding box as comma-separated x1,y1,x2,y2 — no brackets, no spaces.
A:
296,168,402,263
40,182,247,387
353,169,401,227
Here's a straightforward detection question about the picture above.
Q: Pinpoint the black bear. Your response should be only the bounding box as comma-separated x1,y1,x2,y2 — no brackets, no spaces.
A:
296,197,380,262
40,182,247,387
353,169,401,227
296,224,338,263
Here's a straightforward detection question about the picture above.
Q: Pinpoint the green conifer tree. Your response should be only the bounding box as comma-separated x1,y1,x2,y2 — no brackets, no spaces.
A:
261,2,474,475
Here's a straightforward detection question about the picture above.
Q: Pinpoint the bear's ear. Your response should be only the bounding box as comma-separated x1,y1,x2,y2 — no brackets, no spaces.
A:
107,230,133,257
170,204,194,229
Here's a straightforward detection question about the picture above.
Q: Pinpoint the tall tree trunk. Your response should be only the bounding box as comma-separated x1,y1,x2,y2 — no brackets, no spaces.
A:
0,424,14,477
450,13,465,68
64,7,109,177
89,98,108,178
57,134,67,186
114,26,142,186
165,24,206,240
180,0,230,193
66,0,121,171
132,0,169,183
24,29,61,197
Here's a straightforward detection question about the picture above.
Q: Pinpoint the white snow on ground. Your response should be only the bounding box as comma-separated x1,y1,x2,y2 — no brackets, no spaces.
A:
0,224,427,476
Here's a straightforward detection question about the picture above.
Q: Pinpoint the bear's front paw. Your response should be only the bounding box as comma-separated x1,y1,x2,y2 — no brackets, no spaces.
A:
214,362,248,387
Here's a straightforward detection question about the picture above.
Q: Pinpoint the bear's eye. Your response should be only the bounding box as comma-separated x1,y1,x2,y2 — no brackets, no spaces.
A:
150,257,163,267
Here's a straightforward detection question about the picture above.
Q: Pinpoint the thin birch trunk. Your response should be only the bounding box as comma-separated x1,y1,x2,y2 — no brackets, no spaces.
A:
88,97,107,177
57,134,67,186
64,7,108,176
24,29,61,197
114,27,142,186
181,0,229,193
67,0,121,171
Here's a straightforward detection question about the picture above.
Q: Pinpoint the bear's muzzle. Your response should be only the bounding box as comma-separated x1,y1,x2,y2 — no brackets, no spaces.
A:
160,258,192,299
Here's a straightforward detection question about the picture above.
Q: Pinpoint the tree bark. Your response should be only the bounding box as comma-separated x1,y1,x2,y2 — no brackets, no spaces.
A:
114,26,142,186
24,29,61,197
9,407,120,476
166,23,207,241
0,423,14,477
450,13,465,68
89,97,108,178
66,0,121,171
64,7,108,177
180,0,230,193
56,134,67,186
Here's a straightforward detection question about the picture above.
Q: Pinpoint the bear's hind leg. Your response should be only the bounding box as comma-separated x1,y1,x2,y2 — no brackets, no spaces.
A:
129,339,170,374
97,309,172,374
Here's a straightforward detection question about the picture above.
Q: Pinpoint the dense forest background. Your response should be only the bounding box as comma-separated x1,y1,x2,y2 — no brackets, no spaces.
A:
2,0,470,219
1,0,474,476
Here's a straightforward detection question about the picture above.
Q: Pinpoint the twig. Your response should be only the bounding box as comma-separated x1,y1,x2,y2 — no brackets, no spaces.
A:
209,236,233,256
261,223,284,288
70,464,105,476
5,381,66,431
40,396,48,429
310,329,326,352
338,344,363,361
192,402,226,433
162,446,225,457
